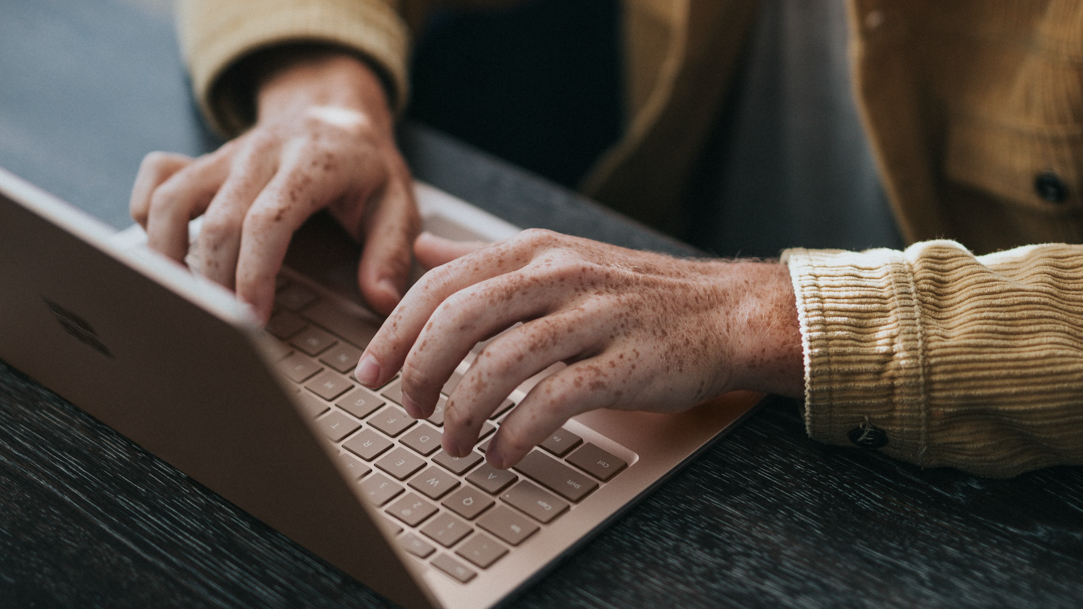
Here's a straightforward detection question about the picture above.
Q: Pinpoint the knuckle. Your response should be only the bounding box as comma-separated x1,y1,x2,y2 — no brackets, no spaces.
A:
417,263,457,297
243,202,288,231
400,357,436,398
517,228,559,249
148,183,180,214
475,341,521,380
140,151,169,171
199,210,242,243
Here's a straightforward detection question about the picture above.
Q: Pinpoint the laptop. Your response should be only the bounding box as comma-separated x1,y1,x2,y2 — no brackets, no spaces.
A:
0,166,763,609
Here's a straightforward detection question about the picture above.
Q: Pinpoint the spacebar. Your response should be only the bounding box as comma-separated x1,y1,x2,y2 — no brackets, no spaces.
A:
301,300,381,349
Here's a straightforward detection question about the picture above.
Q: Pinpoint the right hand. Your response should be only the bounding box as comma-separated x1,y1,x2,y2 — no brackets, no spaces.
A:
129,50,419,323
357,230,804,469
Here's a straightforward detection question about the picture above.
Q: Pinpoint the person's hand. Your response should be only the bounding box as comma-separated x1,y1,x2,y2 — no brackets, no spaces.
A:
129,49,418,322
355,230,804,469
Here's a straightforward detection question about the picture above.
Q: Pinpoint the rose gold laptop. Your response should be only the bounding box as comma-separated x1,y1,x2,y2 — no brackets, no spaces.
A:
0,166,762,609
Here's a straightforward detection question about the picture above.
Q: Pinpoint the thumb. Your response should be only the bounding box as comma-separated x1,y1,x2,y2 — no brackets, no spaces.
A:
413,232,488,270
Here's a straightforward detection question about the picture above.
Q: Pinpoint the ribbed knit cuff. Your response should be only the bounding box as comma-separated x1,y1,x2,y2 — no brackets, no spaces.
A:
178,0,409,137
782,246,929,466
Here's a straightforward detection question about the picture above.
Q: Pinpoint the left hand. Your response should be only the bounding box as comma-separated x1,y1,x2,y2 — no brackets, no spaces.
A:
355,230,803,469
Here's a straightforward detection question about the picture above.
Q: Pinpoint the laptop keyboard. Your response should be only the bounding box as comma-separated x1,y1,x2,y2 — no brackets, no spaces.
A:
266,273,630,584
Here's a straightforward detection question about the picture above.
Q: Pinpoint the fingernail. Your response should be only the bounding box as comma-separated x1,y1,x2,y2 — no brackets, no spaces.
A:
355,354,380,386
378,278,400,301
401,390,421,419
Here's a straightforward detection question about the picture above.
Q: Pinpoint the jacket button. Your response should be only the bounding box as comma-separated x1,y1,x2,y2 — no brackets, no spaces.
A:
1034,171,1068,203
847,423,888,449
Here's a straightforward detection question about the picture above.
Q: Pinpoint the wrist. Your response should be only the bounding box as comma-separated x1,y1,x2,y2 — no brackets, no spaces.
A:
721,261,804,398
254,47,393,131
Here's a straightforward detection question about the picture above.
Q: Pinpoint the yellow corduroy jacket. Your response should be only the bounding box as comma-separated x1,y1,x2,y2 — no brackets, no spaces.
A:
177,0,1083,477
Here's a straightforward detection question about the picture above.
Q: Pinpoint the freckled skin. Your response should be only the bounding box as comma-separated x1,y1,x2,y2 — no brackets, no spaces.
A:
131,49,419,323
362,229,804,468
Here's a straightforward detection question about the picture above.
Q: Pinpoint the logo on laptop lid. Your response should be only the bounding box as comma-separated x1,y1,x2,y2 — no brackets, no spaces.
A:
42,298,114,359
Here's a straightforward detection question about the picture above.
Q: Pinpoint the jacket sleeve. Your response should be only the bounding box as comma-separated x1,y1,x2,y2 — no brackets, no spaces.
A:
176,0,410,137
783,240,1083,477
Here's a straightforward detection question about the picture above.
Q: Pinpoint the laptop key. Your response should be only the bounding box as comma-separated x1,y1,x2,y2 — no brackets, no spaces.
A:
477,505,539,546
316,411,361,442
401,423,443,456
467,463,518,495
442,485,495,520
456,532,508,569
301,298,380,349
513,449,598,502
263,336,294,361
296,391,329,418
305,370,352,401
540,427,583,457
421,512,473,548
567,443,628,481
376,447,427,480
266,310,307,339
400,533,436,558
431,553,476,584
290,326,337,356
337,451,371,479
335,386,385,420
433,449,483,476
358,472,403,506
379,376,403,405
342,428,393,461
278,352,323,383
275,282,318,311
386,492,438,527
369,405,416,437
500,480,569,524
319,342,363,373
409,465,460,500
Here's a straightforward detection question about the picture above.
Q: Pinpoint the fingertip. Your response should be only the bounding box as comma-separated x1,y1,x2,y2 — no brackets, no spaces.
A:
355,353,381,387
441,435,466,459
485,442,506,470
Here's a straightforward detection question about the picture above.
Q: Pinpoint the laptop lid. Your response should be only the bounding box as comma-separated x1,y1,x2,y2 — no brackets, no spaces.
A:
0,167,438,609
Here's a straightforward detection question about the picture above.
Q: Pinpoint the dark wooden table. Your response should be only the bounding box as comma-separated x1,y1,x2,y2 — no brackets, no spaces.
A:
2,2,1081,608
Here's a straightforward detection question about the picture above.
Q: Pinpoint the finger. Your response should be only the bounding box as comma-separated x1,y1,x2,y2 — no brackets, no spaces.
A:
440,309,604,457
395,265,578,419
414,232,488,270
486,354,628,468
355,172,421,316
144,149,232,262
194,140,277,290
233,144,349,323
355,231,545,389
130,152,192,227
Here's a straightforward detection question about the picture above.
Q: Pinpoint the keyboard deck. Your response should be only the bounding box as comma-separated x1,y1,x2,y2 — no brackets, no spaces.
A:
266,272,631,584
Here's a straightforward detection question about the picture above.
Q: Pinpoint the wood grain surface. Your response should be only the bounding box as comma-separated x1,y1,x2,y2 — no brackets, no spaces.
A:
0,1,1081,608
